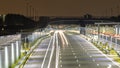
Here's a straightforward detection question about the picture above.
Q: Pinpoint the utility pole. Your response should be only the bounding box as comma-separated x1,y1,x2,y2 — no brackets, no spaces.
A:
105,9,108,17
117,5,119,15
26,2,29,17
32,8,34,20
29,5,32,19
110,8,113,16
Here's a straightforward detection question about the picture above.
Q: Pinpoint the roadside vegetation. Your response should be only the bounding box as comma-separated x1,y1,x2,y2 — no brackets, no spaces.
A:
92,41,120,63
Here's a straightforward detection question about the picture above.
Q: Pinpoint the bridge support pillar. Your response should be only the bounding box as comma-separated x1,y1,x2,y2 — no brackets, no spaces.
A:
115,25,120,35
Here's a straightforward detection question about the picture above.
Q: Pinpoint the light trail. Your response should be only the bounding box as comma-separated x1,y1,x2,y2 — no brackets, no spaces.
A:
59,31,65,48
41,36,53,68
55,31,59,68
60,31,69,46
47,32,56,68
58,30,69,46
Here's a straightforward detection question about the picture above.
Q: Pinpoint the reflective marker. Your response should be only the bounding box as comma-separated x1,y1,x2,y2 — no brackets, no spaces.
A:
76,59,79,62
75,56,77,58
97,64,99,66
61,65,62,67
107,64,112,68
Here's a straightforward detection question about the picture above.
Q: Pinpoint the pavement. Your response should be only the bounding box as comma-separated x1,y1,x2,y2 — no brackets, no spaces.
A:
58,33,120,68
22,30,120,68
23,37,52,68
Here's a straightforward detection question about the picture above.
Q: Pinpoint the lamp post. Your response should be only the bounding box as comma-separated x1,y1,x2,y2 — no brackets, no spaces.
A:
26,2,29,17
25,0,32,18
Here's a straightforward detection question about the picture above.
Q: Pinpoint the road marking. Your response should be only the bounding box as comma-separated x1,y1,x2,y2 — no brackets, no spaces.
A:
61,65,63,67
107,64,112,68
73,53,76,55
90,56,92,58
76,59,79,62
97,64,99,66
79,64,81,67
60,57,62,59
41,36,53,68
60,60,62,63
75,56,77,58
93,59,95,62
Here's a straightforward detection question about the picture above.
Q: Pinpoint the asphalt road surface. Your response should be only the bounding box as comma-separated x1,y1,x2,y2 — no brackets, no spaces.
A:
23,31,120,68
58,33,120,68
23,37,52,68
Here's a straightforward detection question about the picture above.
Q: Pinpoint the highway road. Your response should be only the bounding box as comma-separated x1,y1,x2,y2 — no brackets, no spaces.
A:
23,30,120,68
58,32,120,68
23,37,53,68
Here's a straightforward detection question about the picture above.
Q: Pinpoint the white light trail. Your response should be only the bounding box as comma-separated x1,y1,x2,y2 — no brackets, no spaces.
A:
55,31,60,68
41,36,53,68
60,31,69,46
58,30,69,48
59,31,65,48
47,32,56,68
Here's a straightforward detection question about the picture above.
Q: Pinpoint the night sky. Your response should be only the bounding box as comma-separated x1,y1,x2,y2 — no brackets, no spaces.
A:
0,0,120,16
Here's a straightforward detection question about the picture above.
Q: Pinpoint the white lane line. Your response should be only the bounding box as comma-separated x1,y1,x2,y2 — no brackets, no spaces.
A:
60,57,62,59
41,36,53,68
60,60,62,63
61,65,63,67
73,53,76,55
75,56,77,59
79,64,81,67
97,64,99,66
55,32,60,68
59,32,65,47
93,59,95,62
48,32,57,68
76,59,79,62
90,56,92,58
60,31,69,46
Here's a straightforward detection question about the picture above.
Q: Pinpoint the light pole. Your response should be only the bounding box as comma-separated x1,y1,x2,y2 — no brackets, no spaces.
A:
25,0,32,18
25,0,29,16
117,5,119,16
